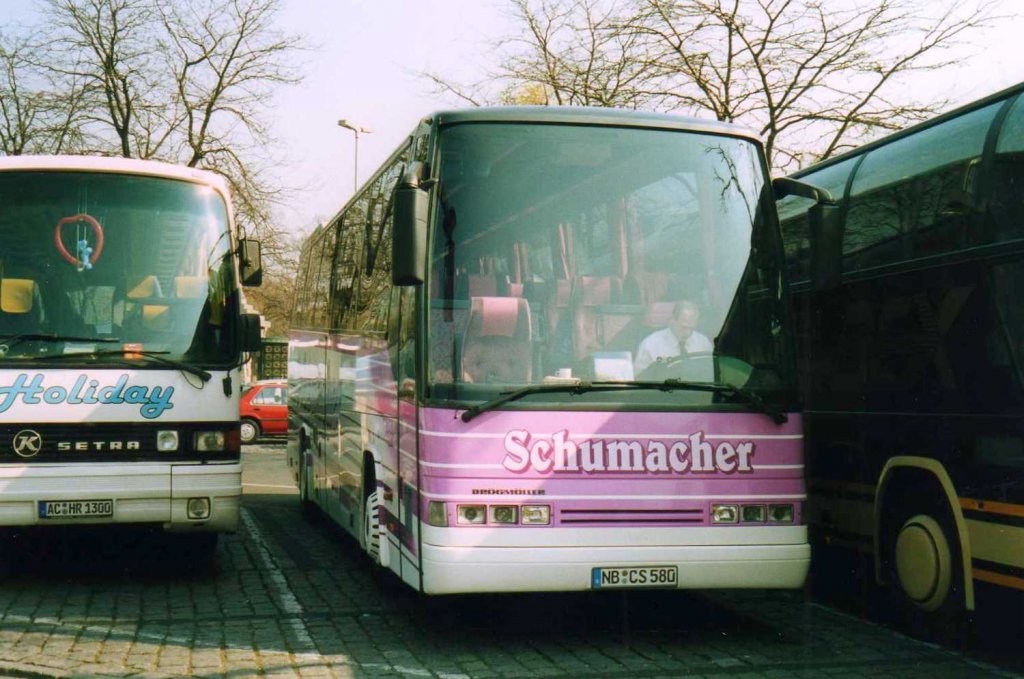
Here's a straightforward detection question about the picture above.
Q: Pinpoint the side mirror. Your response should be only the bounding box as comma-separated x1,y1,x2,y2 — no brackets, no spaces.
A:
808,203,843,292
773,177,842,291
240,313,263,352
239,239,263,287
392,162,428,286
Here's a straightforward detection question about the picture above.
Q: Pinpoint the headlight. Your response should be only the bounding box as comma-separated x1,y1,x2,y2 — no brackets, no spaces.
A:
157,430,179,451
768,504,794,523
489,505,518,524
741,504,767,523
427,501,448,527
456,504,486,525
187,497,211,519
711,504,739,523
520,505,550,525
194,431,226,452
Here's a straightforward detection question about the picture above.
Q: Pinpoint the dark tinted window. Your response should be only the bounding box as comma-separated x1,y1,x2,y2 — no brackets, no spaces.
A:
990,94,1024,240
291,227,335,331
813,263,1024,414
778,157,858,281
843,103,999,270
332,144,409,332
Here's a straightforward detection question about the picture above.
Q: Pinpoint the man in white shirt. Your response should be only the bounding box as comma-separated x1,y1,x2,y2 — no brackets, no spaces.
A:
633,300,713,375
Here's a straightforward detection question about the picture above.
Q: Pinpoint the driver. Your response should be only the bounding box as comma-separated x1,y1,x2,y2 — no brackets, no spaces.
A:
633,300,713,375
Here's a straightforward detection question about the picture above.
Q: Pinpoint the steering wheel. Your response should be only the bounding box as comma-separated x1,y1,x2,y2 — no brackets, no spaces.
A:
638,351,716,381
55,213,105,269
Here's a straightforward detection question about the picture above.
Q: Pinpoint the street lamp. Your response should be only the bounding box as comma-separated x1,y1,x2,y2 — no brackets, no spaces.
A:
337,119,373,193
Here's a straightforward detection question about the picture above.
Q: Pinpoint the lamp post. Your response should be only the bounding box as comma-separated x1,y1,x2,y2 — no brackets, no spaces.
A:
337,119,373,193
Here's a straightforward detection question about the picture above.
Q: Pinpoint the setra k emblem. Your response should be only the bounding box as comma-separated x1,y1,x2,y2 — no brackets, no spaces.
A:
12,429,42,458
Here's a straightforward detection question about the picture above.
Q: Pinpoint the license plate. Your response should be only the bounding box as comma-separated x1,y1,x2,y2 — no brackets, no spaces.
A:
39,500,114,519
591,565,678,589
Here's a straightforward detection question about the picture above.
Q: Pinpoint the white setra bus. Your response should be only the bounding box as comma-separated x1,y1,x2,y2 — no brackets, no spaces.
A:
0,155,264,559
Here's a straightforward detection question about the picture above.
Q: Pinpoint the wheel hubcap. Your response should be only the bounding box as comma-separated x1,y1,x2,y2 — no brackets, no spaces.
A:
895,514,952,611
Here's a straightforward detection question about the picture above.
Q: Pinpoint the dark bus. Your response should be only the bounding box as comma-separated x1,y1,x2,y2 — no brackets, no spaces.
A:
777,81,1024,635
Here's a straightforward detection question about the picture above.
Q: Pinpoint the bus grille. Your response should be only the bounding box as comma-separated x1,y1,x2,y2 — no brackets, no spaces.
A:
0,422,235,462
558,508,705,524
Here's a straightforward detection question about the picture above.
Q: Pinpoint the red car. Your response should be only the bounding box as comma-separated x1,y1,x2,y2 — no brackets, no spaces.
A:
239,381,288,444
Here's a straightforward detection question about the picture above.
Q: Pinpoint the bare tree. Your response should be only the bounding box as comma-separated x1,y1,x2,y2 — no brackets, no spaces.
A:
242,226,302,335
0,31,90,154
425,0,652,108
35,0,301,247
18,0,304,330
155,0,300,255
425,0,997,171
0,33,47,155
43,0,162,158
155,0,300,169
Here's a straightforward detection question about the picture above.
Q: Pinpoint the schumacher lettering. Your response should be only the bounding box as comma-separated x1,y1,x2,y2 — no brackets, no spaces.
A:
502,429,755,474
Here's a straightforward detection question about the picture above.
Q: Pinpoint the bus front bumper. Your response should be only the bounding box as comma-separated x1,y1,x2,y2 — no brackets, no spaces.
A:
420,526,810,594
0,462,241,532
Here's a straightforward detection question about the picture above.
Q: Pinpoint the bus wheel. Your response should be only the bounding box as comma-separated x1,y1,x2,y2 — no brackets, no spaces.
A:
895,514,954,612
363,491,381,564
887,508,965,641
240,418,259,444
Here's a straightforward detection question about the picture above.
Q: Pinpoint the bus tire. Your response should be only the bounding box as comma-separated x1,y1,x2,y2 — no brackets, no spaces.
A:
240,418,260,444
886,502,965,641
363,490,381,564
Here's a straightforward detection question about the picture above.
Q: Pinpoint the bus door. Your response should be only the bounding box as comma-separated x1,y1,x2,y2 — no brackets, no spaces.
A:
393,286,422,587
323,332,360,528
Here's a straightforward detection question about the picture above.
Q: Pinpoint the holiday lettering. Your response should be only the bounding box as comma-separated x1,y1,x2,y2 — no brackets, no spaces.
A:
0,373,175,419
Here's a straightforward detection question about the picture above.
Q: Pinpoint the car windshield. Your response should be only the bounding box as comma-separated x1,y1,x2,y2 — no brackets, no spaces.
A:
426,122,794,410
0,171,238,365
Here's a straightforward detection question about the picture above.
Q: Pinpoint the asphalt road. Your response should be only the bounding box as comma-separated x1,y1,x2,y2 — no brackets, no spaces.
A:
0,441,1016,678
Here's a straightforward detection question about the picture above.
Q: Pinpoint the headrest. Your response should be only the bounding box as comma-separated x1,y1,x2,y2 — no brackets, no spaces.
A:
1,279,36,314
128,275,163,299
577,276,620,307
141,304,171,330
175,276,207,299
474,297,522,337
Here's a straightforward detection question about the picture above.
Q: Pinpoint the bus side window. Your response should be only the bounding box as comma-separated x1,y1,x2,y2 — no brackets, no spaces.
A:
990,95,1024,241
844,104,998,270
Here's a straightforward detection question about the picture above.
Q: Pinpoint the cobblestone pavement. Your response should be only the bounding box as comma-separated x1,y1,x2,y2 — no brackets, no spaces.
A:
0,445,1017,679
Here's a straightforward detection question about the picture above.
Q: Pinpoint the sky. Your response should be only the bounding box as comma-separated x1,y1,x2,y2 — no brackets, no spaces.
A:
269,0,510,236
1,0,1021,239
259,0,1024,238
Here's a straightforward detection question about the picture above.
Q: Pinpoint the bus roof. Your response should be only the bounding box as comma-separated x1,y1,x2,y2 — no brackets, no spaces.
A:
790,80,1024,179
0,154,229,191
429,106,761,143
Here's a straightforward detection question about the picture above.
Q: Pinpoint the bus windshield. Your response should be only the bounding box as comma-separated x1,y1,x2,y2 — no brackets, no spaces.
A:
427,122,793,409
0,171,236,365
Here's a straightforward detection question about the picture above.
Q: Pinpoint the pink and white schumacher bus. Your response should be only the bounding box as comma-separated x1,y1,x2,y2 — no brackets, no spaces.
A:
288,107,833,594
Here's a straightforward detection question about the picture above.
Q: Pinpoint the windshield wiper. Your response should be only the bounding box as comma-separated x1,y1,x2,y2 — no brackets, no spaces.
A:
460,379,787,424
0,333,120,354
661,379,789,425
31,349,211,383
